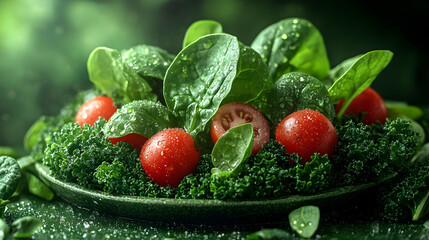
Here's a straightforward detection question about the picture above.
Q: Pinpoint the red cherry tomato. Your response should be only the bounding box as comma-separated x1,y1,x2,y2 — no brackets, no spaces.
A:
109,133,148,150
335,87,387,125
75,96,117,127
275,109,337,165
210,102,270,154
139,128,200,188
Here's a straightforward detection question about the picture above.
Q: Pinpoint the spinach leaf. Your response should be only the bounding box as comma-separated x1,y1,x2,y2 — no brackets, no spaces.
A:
258,72,335,126
164,33,269,137
411,143,429,164
328,50,393,118
211,124,253,177
0,156,21,200
386,101,423,120
413,189,429,221
23,117,48,152
11,216,42,239
323,54,362,87
26,172,55,201
0,218,9,240
245,228,292,240
0,200,8,219
103,100,178,138
87,46,157,104
121,45,175,103
251,18,330,81
0,147,18,159
183,20,223,48
288,205,320,238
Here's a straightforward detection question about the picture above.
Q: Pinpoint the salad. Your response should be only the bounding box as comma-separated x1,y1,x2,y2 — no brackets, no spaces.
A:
5,18,427,238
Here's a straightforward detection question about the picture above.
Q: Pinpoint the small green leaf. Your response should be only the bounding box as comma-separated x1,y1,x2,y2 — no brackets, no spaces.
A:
258,72,335,126
245,228,292,240
288,205,320,238
251,18,330,81
0,146,19,159
0,200,9,219
328,50,393,118
87,46,156,104
424,220,429,230
386,101,423,120
23,117,48,152
0,156,22,200
26,173,55,201
103,100,178,139
183,20,223,48
211,124,253,176
11,216,42,239
0,218,10,240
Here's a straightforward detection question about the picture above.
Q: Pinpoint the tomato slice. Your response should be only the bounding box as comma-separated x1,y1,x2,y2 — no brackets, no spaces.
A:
210,102,270,154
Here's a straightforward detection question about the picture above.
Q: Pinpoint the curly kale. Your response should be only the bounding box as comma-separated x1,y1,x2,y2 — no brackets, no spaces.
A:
331,118,418,186
379,159,429,222
196,140,332,200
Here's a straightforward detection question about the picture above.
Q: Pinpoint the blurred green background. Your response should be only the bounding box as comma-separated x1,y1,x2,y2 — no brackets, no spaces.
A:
1,0,428,154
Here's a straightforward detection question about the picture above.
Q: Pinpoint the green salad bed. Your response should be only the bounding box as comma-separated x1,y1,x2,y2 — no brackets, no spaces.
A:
3,18,427,238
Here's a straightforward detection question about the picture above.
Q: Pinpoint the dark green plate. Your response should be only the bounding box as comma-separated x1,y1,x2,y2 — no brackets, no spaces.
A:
35,163,396,225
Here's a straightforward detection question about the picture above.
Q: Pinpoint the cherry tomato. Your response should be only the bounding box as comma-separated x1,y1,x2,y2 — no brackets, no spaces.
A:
335,87,387,125
109,133,148,150
210,102,270,154
75,96,117,127
275,109,337,165
139,128,200,188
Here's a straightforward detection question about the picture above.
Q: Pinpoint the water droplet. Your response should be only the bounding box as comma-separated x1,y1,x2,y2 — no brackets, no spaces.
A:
281,33,288,39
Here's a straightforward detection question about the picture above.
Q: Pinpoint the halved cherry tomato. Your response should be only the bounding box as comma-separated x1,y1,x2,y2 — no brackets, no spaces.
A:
210,102,270,154
139,128,200,188
75,96,117,127
109,133,148,150
275,109,337,165
335,87,387,125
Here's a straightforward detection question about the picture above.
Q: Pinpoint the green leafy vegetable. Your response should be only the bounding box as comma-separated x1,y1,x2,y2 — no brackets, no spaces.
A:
424,220,429,230
0,200,8,219
251,18,330,81
323,54,362,87
11,216,42,239
0,218,9,240
164,33,269,137
211,124,253,177
386,101,423,120
288,205,320,238
0,156,21,200
0,147,19,159
328,50,393,118
380,159,429,222
245,228,292,240
88,46,173,104
332,118,418,185
26,172,55,201
257,72,335,125
183,20,223,48
103,100,178,139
